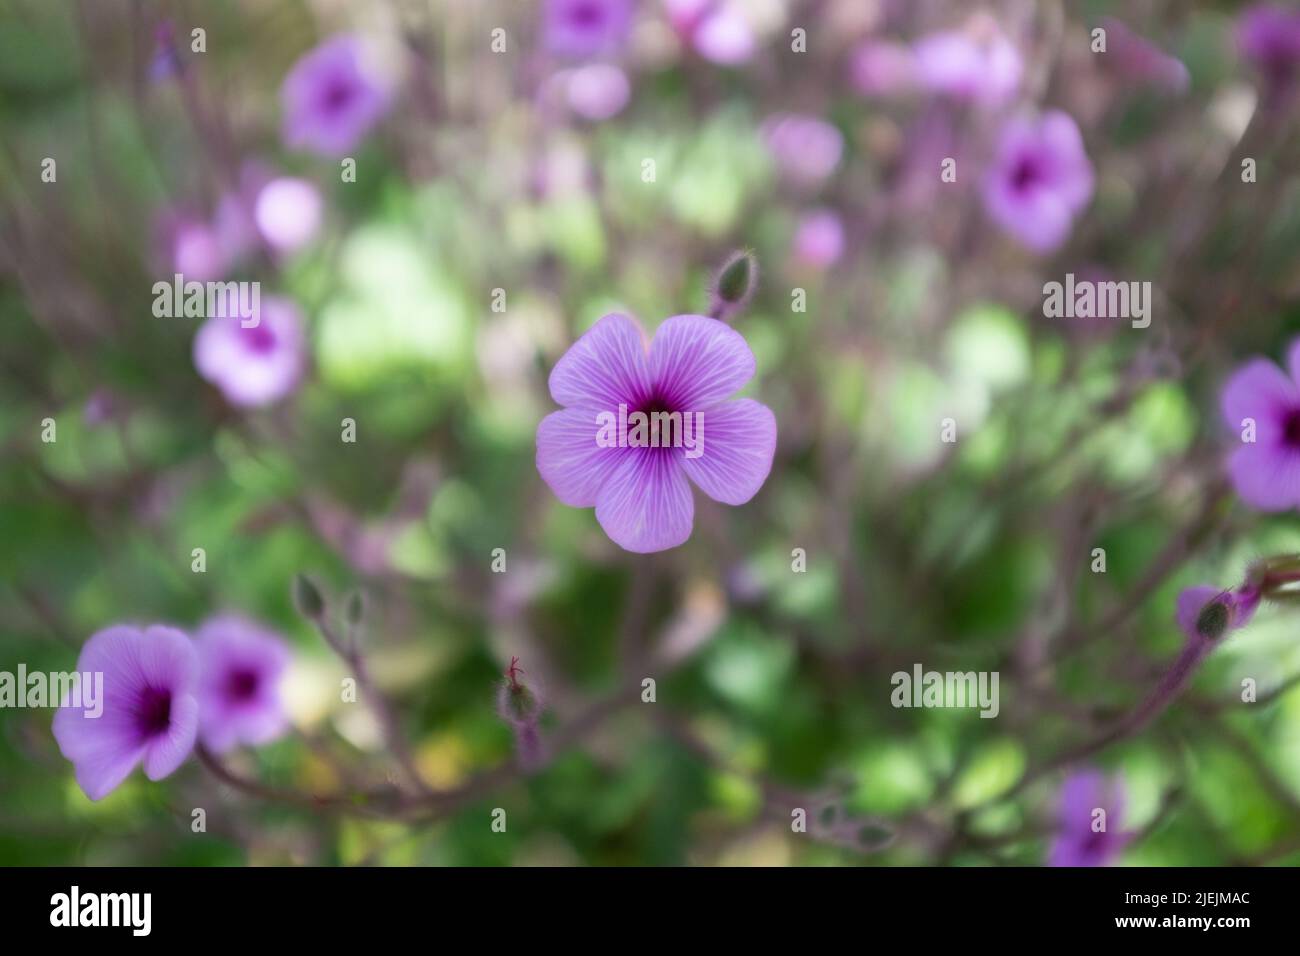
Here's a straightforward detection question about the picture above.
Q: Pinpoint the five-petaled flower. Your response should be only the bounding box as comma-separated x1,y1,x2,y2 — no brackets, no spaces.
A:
982,111,1095,254
281,34,394,157
53,625,200,802
536,313,776,553
195,615,293,754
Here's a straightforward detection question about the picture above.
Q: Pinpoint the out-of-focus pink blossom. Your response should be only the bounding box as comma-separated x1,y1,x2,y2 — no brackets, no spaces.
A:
566,63,631,120
761,113,843,187
848,40,917,97
793,209,845,269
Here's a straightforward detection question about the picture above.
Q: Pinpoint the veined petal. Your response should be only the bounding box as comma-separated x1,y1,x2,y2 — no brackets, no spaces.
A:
536,407,631,507
677,399,776,505
1227,444,1300,511
548,313,652,410
595,447,694,553
649,314,757,411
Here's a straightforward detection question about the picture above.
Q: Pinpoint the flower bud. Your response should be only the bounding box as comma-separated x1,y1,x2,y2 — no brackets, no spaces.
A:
1194,599,1231,641
709,250,759,320
292,573,325,620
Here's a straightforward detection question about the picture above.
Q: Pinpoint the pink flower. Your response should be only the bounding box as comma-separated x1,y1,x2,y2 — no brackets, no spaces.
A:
793,209,845,269
281,34,394,157
195,614,292,754
53,625,199,801
982,111,1094,253
1219,338,1300,510
536,313,776,552
193,296,306,408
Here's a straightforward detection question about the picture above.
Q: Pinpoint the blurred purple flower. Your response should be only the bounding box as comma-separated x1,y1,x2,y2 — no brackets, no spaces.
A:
666,0,756,66
761,113,843,187
566,63,631,120
157,210,227,283
545,0,633,58
982,111,1094,254
1239,3,1300,99
848,40,916,97
793,209,845,269
195,614,292,754
254,177,323,254
52,625,199,802
1048,770,1132,867
1219,338,1300,510
281,34,394,157
1101,18,1190,95
536,312,777,553
912,22,1022,107
193,296,306,408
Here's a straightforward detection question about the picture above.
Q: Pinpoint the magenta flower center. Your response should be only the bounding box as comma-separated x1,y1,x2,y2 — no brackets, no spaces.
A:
225,667,261,702
322,79,356,114
136,686,173,737
1282,409,1300,447
242,324,278,354
570,1,605,26
1010,155,1043,192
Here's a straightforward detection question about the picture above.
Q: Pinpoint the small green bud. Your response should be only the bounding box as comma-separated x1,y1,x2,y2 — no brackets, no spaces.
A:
709,250,758,319
293,574,325,620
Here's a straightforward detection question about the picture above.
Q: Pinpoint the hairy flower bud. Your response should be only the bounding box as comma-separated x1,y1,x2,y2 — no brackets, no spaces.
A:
1194,599,1231,641
709,250,759,320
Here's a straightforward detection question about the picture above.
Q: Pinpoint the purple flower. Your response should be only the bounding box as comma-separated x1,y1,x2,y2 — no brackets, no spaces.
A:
1101,18,1190,95
565,63,631,120
912,24,1022,107
52,625,199,801
195,615,292,754
982,111,1094,254
1239,3,1300,99
761,113,844,187
1048,770,1132,867
536,312,777,553
281,34,394,157
1219,338,1300,510
793,209,845,269
193,296,306,408
848,40,917,97
545,0,633,59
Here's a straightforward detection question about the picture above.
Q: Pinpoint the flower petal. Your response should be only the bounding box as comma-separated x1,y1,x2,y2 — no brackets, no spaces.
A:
595,447,694,553
677,399,776,505
1227,444,1300,510
143,693,199,781
548,312,652,410
649,314,757,411
536,407,630,507
1220,357,1296,439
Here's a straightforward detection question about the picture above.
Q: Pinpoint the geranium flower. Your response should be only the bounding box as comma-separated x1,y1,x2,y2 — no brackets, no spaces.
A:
536,313,776,552
195,615,292,754
281,34,394,156
1219,338,1300,510
52,625,199,801
982,111,1094,253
